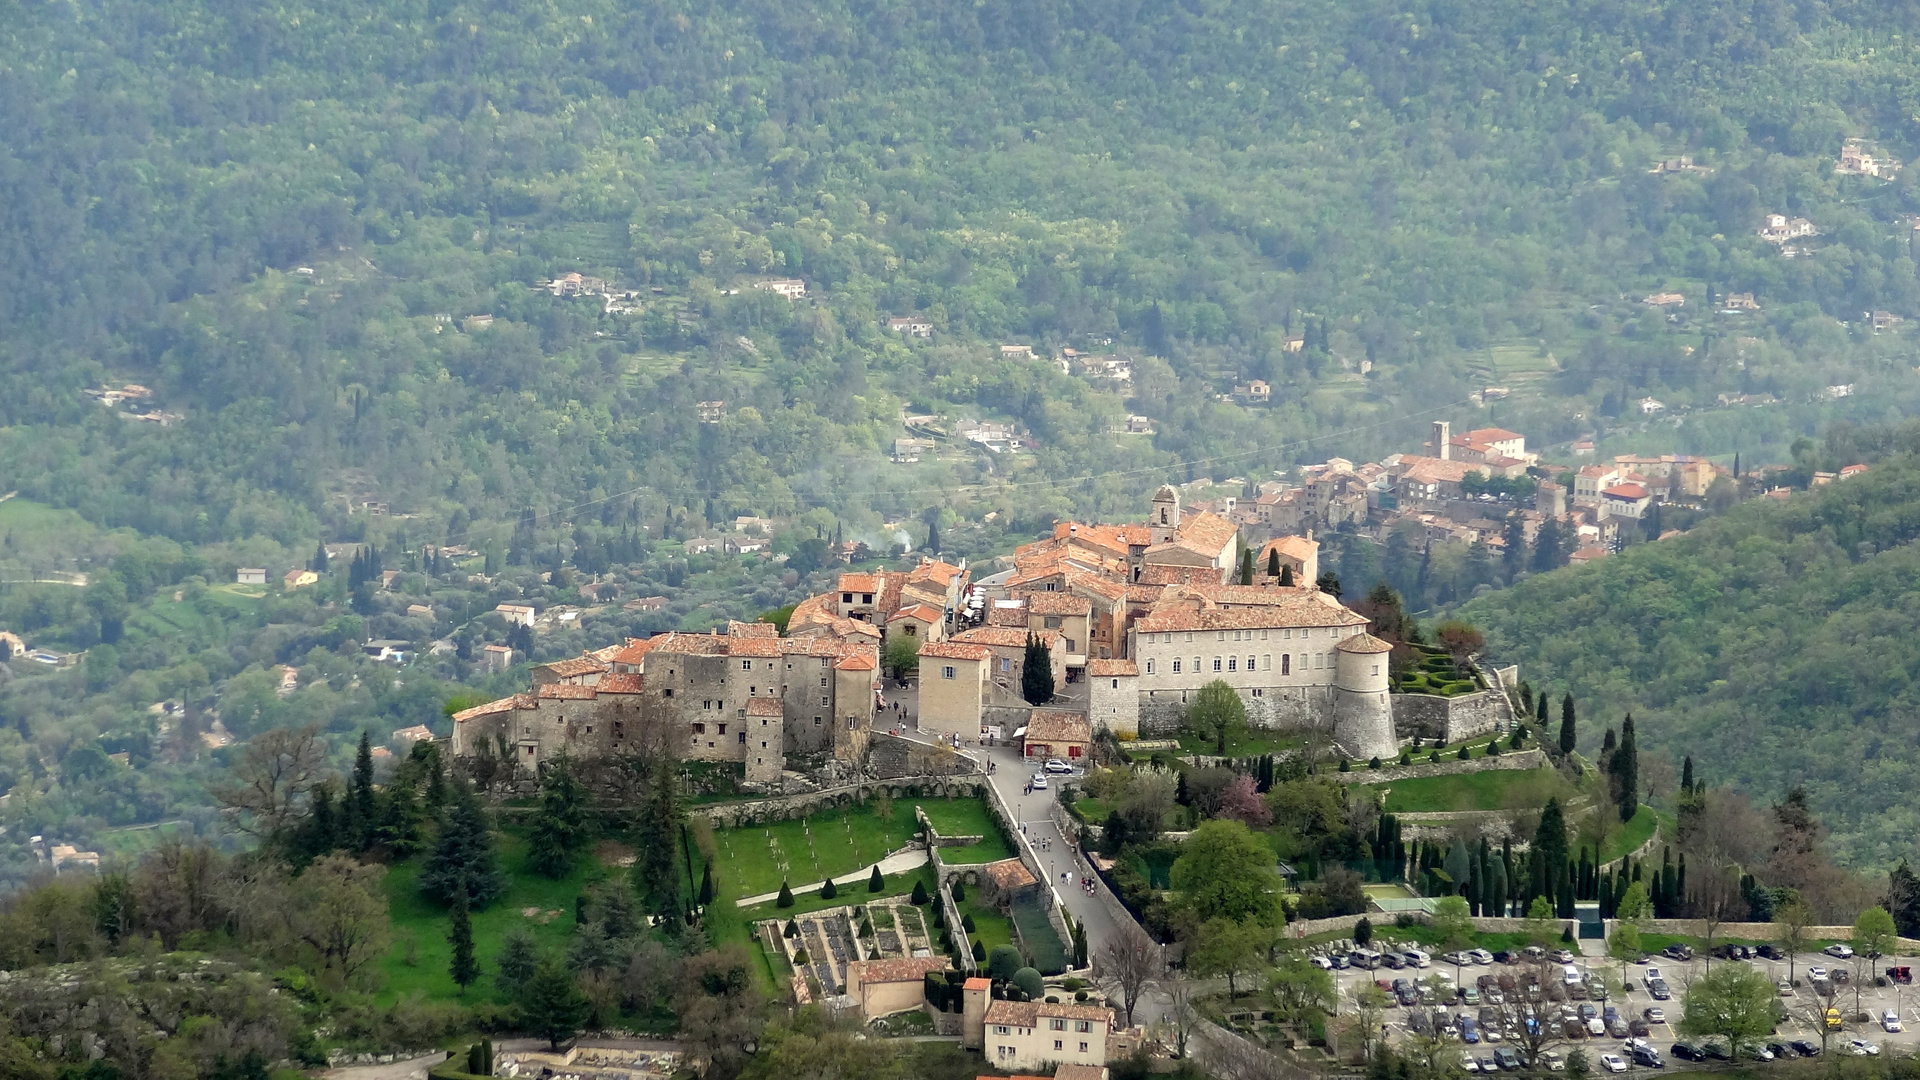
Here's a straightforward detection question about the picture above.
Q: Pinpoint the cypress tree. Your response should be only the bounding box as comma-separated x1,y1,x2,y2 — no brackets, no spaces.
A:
449,884,478,995
1279,564,1295,586
1239,548,1255,585
1616,715,1639,820
1020,632,1055,705
1536,693,1549,725
1559,694,1577,754
1267,548,1282,577
697,863,715,907
1681,755,1695,795
351,730,376,850
529,753,590,878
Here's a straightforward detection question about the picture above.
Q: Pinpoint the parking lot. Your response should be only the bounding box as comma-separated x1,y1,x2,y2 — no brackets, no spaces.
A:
1317,938,1920,1070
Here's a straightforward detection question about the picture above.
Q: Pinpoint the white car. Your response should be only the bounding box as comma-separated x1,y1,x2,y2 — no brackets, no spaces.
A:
1405,948,1432,968
1044,758,1074,774
1470,948,1496,965
1826,943,1856,960
1030,773,1048,789
1848,1039,1881,1056
1643,967,1662,981
1885,1011,1904,1033
1538,1051,1565,1072
1599,1054,1628,1073
1807,966,1827,980
1310,956,1334,970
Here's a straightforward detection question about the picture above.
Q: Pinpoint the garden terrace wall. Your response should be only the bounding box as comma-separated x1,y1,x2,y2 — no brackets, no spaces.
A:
1391,688,1511,745
1333,748,1545,784
869,732,981,779
697,776,986,828
1138,685,1337,738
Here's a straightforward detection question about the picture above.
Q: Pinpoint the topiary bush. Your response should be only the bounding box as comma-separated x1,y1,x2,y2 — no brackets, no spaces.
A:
1429,750,1442,763
1457,745,1471,760
962,913,976,933
972,941,986,961
820,877,838,900
1338,758,1351,773
1369,756,1382,770
951,880,965,902
1399,751,1412,766
911,880,930,905
989,945,1024,983
1012,966,1045,1000
776,881,794,908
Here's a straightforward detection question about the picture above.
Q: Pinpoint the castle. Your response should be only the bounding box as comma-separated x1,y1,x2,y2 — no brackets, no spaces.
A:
451,489,1509,780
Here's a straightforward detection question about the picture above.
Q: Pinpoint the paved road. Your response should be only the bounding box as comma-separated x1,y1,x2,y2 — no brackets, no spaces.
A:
321,1054,444,1080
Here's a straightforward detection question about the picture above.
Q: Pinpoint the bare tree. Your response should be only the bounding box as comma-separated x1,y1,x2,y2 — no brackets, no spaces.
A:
212,724,330,836
1689,862,1747,974
283,854,392,988
1093,919,1163,1027
1163,969,1200,1059
1776,894,1815,985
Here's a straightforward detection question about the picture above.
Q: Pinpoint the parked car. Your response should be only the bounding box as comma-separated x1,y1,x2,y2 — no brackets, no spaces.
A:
1833,967,1851,984
1462,987,1481,1005
1766,1041,1794,1060
1492,950,1514,964
1629,1045,1665,1069
1409,1011,1432,1035
1493,1048,1521,1072
1888,965,1912,984
1537,1050,1565,1072
1847,1039,1881,1057
1470,948,1496,965
1662,944,1693,960
1739,1042,1775,1061
1029,773,1048,789
1608,1018,1630,1038
1669,1042,1706,1062
1628,1018,1651,1038
1044,758,1074,774
1826,943,1856,960
1405,949,1432,968
1523,946,1547,962
1598,1054,1627,1073
1788,1040,1821,1057
1551,949,1575,963
1825,1008,1844,1030
1759,945,1784,960
1807,966,1828,979
1701,1040,1731,1061
1643,1007,1666,1024
1330,953,1351,969
1885,1011,1904,1033
1310,955,1334,970
1778,980,1796,997
1647,978,1671,1001
1460,1018,1481,1044
1382,952,1405,969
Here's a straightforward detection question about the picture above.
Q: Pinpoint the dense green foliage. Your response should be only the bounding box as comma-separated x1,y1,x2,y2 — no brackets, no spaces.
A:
1467,441,1920,864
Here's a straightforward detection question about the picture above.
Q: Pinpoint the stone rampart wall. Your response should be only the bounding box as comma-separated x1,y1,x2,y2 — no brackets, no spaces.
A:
698,776,985,828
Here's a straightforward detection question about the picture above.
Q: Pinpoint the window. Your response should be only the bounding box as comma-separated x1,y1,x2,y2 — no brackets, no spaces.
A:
1111,678,1120,689
1263,654,1272,670
692,723,706,734
1372,664,1381,676
739,732,746,743
742,660,752,670
663,688,673,698
848,716,856,729
820,677,828,687
718,724,727,735
821,696,830,706
1193,656,1201,673
1227,656,1237,672
1247,655,1256,671
749,686,757,695
1212,657,1222,672
1146,660,1156,675
1045,615,1061,629
842,593,853,603
1054,1041,1064,1051
585,725,592,734
1184,632,1193,642
1252,688,1263,697
1079,1042,1089,1053
994,1026,1010,1036
814,716,822,726
942,665,956,680
862,593,873,603
1217,631,1226,642
1281,654,1291,675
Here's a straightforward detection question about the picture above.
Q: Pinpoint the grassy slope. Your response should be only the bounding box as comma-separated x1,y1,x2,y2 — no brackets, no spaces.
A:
1367,767,1574,814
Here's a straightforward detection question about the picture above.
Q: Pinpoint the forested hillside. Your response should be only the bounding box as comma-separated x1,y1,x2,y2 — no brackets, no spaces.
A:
5,0,1920,551
1464,427,1920,866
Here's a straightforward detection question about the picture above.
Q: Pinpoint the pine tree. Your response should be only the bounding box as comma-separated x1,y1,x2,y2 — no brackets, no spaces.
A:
350,730,376,850
421,790,506,908
449,884,478,995
1316,571,1341,598
1559,693,1577,754
520,960,590,1050
634,759,684,928
529,753,590,878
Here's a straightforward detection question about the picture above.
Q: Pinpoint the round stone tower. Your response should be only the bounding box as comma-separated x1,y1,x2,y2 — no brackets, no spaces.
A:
1332,631,1397,761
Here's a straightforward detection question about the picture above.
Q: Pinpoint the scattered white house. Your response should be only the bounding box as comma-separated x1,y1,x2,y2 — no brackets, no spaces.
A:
754,278,807,300
886,315,933,338
495,603,536,627
1638,397,1666,415
236,568,267,586
481,644,515,671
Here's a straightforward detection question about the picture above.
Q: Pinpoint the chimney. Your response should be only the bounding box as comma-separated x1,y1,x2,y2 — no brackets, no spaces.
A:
1432,420,1451,461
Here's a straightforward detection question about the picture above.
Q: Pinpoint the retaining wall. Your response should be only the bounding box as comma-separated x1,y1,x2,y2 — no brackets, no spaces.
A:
1391,689,1510,745
697,775,984,828
1334,747,1545,784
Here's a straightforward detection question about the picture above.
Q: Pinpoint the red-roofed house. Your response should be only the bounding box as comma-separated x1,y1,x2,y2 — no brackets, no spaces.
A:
1600,483,1652,519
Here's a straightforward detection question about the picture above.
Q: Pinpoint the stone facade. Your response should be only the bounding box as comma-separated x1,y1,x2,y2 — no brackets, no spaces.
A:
1390,687,1511,745
1085,660,1139,736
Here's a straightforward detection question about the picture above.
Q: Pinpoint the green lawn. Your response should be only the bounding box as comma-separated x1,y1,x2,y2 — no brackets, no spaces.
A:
1599,805,1662,864
962,895,1014,954
1071,797,1109,824
706,797,991,900
379,830,603,1005
917,797,999,839
939,836,1013,865
1174,730,1306,758
1367,767,1570,813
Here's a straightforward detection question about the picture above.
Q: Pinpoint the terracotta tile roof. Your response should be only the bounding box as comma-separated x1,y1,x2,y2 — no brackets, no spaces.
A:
610,638,657,665
649,632,731,655
964,976,991,991
836,573,881,594
1085,659,1138,677
1174,510,1238,554
953,627,1059,650
1072,577,1128,603
907,559,965,586
1260,535,1318,562
746,697,784,716
1134,603,1365,633
900,581,949,609
835,654,877,671
452,695,530,722
920,641,992,662
536,656,610,679
888,603,945,624
729,636,784,658
598,672,643,693
588,643,624,662
1467,427,1523,443
982,859,1038,891
728,620,779,638
848,956,950,987
1025,709,1090,744
983,999,1113,1027
1337,632,1392,655
1012,591,1092,616
537,684,598,700
1137,564,1225,586
1181,583,1347,609
1602,484,1649,499
1056,1066,1108,1080
987,605,1029,627
1396,455,1481,484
